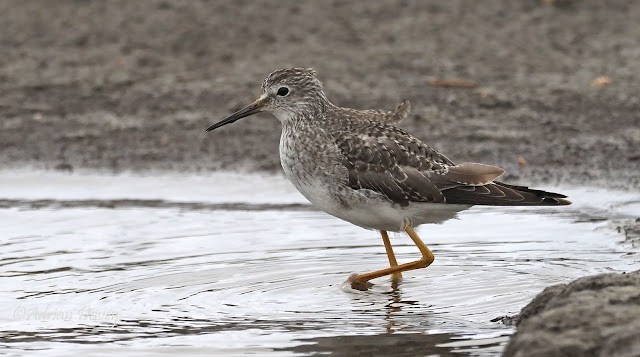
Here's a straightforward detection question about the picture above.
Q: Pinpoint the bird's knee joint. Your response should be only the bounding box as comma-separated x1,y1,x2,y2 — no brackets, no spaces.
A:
418,254,434,268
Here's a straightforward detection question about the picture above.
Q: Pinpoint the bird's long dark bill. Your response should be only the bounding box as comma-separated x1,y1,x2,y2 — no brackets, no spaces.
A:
205,97,266,132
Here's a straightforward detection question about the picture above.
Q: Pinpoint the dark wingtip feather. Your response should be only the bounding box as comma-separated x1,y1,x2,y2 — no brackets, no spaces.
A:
495,181,571,206
543,197,572,206
442,181,572,206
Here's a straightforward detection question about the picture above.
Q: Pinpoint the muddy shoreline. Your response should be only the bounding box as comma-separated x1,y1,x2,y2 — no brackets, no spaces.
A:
1,1,639,356
2,1,639,190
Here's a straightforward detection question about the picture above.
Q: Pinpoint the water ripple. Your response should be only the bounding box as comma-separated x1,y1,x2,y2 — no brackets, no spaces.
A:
0,174,638,356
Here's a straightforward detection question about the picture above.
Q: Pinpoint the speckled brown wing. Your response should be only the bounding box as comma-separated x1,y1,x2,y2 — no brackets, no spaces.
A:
333,121,570,207
334,122,455,206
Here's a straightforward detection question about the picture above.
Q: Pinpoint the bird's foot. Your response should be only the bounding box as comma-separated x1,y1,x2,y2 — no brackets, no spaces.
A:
347,273,373,291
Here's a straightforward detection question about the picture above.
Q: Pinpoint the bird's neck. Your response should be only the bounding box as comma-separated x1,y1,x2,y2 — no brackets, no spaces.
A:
275,97,336,127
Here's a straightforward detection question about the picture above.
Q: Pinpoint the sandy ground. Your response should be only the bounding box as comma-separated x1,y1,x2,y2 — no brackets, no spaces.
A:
1,0,639,189
1,1,639,355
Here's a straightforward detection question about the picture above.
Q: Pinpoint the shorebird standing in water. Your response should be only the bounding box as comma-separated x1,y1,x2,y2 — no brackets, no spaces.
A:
206,68,570,291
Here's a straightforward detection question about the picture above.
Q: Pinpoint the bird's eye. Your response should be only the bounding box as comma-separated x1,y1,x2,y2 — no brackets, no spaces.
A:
277,87,289,96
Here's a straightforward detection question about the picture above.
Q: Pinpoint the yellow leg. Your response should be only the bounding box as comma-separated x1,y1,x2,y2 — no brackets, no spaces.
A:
380,230,402,282
349,225,435,290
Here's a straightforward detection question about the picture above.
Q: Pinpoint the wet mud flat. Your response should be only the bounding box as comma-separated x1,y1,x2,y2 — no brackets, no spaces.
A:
1,1,639,189
0,171,638,356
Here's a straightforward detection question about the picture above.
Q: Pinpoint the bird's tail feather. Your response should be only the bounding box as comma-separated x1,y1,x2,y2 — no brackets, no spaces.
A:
442,181,571,206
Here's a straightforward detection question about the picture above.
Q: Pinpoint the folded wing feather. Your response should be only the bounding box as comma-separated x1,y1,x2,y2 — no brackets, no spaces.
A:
335,122,570,207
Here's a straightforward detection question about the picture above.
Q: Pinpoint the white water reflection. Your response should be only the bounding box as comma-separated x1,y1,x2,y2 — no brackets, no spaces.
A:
0,171,638,356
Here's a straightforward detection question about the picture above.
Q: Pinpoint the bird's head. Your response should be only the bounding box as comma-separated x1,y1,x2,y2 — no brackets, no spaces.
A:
206,68,328,132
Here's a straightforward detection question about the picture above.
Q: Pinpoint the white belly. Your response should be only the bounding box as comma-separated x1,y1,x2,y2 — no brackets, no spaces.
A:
290,176,470,232
337,200,471,231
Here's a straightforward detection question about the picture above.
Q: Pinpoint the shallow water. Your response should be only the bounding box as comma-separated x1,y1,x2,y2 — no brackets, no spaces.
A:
0,171,638,356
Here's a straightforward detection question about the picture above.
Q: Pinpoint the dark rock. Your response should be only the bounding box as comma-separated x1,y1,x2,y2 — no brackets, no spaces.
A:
503,270,640,357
